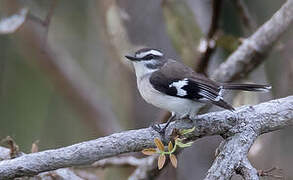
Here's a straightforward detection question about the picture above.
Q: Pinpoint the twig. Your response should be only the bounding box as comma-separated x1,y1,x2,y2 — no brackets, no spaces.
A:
1,136,21,159
0,96,292,179
257,167,283,179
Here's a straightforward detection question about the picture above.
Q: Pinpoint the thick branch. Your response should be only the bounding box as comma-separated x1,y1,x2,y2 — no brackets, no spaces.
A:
0,96,292,179
204,130,257,180
0,146,85,180
211,0,293,82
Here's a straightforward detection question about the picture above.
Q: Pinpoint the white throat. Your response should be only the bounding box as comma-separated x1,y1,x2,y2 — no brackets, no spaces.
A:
132,60,159,80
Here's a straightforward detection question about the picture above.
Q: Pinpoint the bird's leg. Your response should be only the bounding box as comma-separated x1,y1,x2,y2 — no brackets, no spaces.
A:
152,112,176,135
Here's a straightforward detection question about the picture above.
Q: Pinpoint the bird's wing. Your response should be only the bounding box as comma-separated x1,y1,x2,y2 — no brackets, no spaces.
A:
149,60,234,110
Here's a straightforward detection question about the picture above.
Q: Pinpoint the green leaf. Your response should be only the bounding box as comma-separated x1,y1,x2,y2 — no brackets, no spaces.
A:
176,141,194,148
180,127,195,135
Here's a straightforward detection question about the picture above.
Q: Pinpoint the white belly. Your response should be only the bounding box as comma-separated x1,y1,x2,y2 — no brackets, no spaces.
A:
137,76,203,118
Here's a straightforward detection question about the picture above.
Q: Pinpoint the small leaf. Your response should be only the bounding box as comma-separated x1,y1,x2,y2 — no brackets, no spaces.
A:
31,143,38,153
180,127,195,135
170,154,178,168
168,141,173,152
154,138,165,151
142,148,157,155
184,142,194,147
158,154,166,170
176,141,194,148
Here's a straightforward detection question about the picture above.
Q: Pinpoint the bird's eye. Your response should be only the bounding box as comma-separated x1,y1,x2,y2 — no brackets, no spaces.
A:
144,54,155,60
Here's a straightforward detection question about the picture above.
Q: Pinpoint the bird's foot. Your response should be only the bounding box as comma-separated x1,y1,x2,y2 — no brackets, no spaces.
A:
179,113,189,119
151,124,166,136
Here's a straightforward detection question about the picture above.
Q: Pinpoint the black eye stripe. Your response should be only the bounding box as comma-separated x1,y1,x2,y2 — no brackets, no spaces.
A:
144,54,155,59
142,54,161,60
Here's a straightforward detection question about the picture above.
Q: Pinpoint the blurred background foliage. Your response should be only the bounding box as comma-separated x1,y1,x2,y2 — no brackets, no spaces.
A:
0,0,292,179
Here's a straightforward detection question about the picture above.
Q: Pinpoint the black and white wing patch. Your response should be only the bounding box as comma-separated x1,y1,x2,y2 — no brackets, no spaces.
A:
168,78,204,99
150,76,234,110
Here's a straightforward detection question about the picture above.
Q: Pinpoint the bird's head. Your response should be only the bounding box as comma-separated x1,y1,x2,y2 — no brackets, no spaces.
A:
125,48,166,78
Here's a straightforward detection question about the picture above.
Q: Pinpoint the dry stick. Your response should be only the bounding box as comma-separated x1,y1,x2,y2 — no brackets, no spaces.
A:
0,96,292,179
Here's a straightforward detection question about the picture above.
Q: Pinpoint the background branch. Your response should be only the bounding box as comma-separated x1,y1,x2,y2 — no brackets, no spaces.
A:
6,1,121,135
211,0,293,82
195,0,222,74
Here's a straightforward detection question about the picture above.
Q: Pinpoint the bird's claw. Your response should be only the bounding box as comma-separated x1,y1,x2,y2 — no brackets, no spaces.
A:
151,124,166,136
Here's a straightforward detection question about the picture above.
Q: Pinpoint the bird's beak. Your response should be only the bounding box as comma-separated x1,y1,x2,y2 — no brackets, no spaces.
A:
125,55,140,61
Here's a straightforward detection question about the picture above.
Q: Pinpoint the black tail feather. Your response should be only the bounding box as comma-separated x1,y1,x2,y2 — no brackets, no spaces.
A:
212,99,235,111
221,83,271,92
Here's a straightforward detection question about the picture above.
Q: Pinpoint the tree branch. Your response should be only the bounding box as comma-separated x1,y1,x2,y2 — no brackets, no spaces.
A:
0,146,85,180
0,96,292,179
211,0,293,82
204,130,258,180
91,155,157,168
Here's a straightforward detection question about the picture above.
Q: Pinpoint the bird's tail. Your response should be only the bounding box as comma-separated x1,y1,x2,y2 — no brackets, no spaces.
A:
221,83,271,92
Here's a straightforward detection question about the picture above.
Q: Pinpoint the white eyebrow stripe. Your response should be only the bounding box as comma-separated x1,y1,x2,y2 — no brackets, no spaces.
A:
136,50,163,58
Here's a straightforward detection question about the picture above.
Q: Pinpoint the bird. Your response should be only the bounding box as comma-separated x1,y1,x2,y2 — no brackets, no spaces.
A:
125,48,271,134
